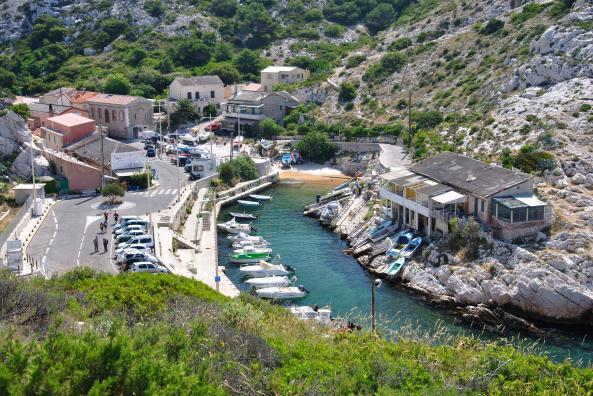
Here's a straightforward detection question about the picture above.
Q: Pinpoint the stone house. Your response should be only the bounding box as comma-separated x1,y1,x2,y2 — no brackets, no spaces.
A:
221,91,299,132
379,152,551,240
260,66,309,92
84,94,154,140
167,75,225,114
40,113,96,151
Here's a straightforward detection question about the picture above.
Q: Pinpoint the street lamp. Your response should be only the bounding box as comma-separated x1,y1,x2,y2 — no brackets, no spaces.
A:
146,162,152,224
371,278,382,336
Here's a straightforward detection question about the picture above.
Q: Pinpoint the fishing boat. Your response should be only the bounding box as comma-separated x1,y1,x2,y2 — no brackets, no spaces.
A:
385,256,406,277
238,199,260,207
386,231,414,257
289,306,332,324
244,275,295,289
229,251,271,264
217,218,251,234
255,285,309,299
249,194,272,201
229,212,257,220
232,246,273,255
399,237,422,258
239,261,295,277
227,232,268,244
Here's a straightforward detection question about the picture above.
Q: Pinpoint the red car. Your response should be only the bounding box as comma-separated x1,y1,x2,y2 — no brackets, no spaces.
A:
205,123,221,132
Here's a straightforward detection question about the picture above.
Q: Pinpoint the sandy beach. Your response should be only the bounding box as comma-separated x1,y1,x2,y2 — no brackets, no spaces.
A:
279,163,351,187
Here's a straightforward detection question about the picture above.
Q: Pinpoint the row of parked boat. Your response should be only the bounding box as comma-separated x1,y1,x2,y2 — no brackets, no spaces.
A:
217,194,311,300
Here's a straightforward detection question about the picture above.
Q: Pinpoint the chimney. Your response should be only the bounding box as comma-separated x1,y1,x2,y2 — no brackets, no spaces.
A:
467,172,476,182
48,104,54,117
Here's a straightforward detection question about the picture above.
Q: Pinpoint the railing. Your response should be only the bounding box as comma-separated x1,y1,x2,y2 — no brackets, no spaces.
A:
0,196,32,259
216,171,279,201
431,209,464,222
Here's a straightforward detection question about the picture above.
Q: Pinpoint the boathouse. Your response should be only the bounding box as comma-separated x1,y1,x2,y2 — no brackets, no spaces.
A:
379,152,551,240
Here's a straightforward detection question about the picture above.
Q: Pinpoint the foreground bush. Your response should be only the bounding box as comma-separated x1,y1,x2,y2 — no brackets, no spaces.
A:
0,269,591,395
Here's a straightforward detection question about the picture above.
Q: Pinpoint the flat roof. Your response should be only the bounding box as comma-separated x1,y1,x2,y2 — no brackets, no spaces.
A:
261,66,300,73
12,183,46,190
114,168,145,177
47,113,95,127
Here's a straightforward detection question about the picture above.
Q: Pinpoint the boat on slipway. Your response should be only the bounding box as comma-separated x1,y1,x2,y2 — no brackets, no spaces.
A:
255,285,309,300
217,218,252,234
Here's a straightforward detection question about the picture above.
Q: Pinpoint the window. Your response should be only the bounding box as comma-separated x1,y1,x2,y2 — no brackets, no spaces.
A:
98,109,102,120
104,109,110,123
481,200,484,212
528,206,545,221
209,162,214,170
119,111,124,121
90,108,94,117
187,92,192,99
197,165,204,171
267,74,272,79
210,90,215,98
195,92,200,99
513,208,527,222
497,203,511,222
216,103,220,109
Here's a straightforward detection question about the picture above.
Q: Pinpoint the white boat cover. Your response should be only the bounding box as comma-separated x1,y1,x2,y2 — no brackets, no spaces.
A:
432,190,465,204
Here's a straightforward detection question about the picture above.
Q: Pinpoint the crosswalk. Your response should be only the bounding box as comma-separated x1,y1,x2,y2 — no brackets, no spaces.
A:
128,188,178,196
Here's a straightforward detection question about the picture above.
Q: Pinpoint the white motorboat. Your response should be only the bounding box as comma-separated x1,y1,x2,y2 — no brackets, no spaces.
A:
289,306,332,324
249,194,272,201
232,240,270,250
227,232,268,245
217,218,251,234
260,139,274,150
229,212,257,220
319,201,340,225
238,199,260,207
239,261,295,277
244,276,294,289
255,286,309,299
232,246,273,255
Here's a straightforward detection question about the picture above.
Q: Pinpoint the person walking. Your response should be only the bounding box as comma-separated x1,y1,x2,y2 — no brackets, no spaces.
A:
93,236,99,253
103,238,108,253
99,223,104,234
104,211,108,222
114,211,119,224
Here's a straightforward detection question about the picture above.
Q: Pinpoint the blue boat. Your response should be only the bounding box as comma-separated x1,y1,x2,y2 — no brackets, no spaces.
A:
399,237,422,258
281,153,292,167
386,231,413,257
385,256,406,277
238,200,260,207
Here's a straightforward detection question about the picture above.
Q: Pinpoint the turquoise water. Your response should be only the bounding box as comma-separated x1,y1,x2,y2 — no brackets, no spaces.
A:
218,182,593,365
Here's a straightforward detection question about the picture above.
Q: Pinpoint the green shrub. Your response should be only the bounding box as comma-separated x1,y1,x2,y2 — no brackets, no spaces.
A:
325,23,346,38
295,131,337,163
101,183,125,204
259,118,284,138
389,37,413,51
510,3,547,24
8,103,30,120
345,54,366,68
363,51,406,82
579,103,592,112
339,82,357,102
481,18,504,35
217,156,260,186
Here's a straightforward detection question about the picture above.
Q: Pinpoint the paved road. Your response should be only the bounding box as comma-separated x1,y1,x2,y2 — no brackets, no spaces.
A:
27,158,190,277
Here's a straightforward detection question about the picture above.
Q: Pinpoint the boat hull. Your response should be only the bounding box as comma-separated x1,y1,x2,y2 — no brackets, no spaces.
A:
238,200,260,207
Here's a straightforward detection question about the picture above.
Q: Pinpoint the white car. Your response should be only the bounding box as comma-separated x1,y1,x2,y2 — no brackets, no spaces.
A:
116,230,148,243
114,224,146,236
114,219,148,232
131,262,168,273
114,243,152,256
117,235,154,250
116,248,158,265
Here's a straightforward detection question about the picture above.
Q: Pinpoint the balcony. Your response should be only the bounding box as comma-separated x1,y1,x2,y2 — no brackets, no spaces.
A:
379,187,430,217
222,111,265,121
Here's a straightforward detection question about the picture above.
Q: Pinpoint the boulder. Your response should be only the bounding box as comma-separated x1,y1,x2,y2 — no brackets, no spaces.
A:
548,256,574,272
572,173,587,185
446,273,488,305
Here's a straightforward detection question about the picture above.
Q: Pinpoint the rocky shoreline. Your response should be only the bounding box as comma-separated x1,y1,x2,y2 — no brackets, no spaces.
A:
306,177,593,337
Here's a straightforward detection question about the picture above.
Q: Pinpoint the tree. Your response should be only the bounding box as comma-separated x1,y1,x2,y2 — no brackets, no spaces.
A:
338,82,357,103
366,3,396,34
481,18,504,34
173,39,211,68
103,73,131,95
204,63,240,85
214,43,234,62
173,98,197,125
235,4,277,47
100,18,128,40
157,56,175,73
233,156,259,181
126,48,147,66
102,183,125,204
203,104,217,118
0,68,16,90
233,49,263,79
295,132,338,164
259,118,284,138
9,104,30,120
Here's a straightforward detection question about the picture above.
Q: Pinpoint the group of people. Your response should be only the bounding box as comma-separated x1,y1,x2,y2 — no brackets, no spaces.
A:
93,211,119,254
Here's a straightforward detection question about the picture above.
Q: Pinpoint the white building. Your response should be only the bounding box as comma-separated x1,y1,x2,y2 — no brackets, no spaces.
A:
260,66,309,92
168,75,225,114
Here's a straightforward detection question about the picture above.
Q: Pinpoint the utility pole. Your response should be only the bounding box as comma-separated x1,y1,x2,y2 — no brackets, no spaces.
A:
371,279,381,337
99,126,106,189
29,132,37,215
146,163,152,223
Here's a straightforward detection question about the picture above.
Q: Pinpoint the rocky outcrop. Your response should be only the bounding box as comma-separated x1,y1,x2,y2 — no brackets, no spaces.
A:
505,5,593,91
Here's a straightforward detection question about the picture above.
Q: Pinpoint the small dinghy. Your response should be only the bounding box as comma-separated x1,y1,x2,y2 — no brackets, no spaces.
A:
399,237,422,258
249,194,272,201
245,275,294,289
256,285,309,300
229,212,257,220
238,199,260,207
386,231,414,257
239,261,295,277
289,306,332,324
217,218,251,234
385,256,406,277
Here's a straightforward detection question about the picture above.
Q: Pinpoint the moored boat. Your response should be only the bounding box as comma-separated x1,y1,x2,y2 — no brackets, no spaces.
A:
249,194,272,201
238,199,260,207
229,251,271,263
232,239,270,250
217,218,251,234
255,285,309,299
239,261,295,277
227,232,268,245
232,246,273,255
245,275,294,289
229,212,257,220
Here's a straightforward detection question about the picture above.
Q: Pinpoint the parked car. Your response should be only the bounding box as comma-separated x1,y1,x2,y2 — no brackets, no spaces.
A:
131,262,168,273
116,248,157,265
114,224,146,236
114,219,149,232
146,148,156,157
116,230,148,243
117,235,154,250
114,243,152,256
204,123,221,132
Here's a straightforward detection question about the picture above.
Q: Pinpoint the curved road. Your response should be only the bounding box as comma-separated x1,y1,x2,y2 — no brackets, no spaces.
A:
27,158,189,277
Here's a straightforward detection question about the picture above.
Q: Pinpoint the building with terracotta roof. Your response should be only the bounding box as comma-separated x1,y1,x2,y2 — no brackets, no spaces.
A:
38,87,98,111
85,93,154,140
40,113,96,151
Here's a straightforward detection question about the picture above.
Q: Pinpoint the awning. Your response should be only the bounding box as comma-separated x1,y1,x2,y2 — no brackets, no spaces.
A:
513,194,546,207
113,168,144,177
432,190,465,204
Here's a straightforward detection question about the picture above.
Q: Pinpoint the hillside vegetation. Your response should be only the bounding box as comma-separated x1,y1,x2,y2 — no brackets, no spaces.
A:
0,269,591,394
